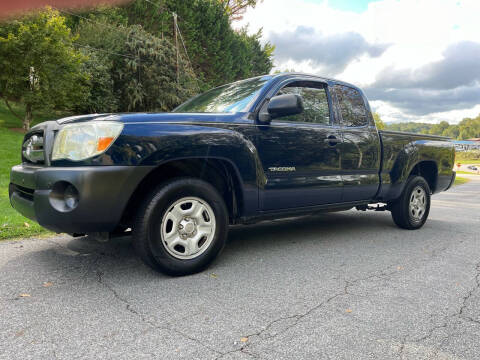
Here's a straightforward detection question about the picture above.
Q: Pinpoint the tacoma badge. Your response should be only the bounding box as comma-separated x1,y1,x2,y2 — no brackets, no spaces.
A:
268,167,296,172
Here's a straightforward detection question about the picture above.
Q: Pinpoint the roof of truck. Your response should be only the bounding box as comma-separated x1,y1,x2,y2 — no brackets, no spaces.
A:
271,72,358,87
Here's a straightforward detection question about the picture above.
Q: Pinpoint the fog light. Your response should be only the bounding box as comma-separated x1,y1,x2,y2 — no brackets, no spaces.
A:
49,181,79,212
64,185,79,209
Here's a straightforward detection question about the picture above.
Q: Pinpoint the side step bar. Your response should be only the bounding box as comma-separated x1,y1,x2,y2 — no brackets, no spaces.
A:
355,203,391,212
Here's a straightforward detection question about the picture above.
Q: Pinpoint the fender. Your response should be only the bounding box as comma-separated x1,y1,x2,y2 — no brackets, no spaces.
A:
378,133,454,201
410,138,455,193
112,122,266,214
377,132,417,201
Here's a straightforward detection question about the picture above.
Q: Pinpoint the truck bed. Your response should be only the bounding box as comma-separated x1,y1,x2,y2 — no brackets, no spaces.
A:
379,129,450,141
377,129,455,202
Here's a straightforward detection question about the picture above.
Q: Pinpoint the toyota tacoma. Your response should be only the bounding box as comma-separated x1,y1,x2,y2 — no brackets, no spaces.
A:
10,73,456,275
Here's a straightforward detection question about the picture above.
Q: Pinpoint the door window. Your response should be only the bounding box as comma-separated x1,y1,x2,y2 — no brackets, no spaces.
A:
274,82,331,125
334,85,369,127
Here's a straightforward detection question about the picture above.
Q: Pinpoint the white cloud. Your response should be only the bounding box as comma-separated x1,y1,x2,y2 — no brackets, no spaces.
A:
269,26,389,76
236,0,480,123
370,101,480,124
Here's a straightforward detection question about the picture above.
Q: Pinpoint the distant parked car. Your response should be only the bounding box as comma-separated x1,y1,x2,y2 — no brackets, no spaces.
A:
467,166,478,170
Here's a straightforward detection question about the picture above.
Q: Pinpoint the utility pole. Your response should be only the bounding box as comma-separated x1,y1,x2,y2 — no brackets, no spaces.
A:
173,12,179,84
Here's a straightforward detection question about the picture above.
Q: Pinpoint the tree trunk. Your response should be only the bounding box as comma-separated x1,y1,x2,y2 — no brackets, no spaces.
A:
23,103,32,131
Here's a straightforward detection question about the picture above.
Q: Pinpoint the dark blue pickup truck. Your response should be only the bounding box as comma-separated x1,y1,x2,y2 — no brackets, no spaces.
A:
10,73,455,275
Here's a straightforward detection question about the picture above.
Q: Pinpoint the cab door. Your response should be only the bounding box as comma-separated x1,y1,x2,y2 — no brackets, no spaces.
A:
332,84,381,202
255,80,343,211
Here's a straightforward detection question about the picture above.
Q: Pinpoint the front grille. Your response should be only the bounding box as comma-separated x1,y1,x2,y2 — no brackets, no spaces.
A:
22,131,45,164
12,184,34,201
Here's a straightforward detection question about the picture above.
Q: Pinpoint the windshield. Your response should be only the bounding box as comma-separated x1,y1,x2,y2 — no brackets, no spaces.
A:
174,75,272,113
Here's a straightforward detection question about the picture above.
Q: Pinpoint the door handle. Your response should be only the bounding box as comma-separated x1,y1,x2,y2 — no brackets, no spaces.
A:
324,135,342,146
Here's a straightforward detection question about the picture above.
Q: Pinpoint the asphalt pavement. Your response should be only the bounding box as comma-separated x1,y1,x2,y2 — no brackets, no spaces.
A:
1,178,479,359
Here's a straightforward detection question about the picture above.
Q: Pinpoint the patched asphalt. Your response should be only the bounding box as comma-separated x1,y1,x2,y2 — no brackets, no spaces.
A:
1,179,479,359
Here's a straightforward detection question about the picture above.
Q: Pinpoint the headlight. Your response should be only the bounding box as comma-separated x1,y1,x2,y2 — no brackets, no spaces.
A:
52,121,124,161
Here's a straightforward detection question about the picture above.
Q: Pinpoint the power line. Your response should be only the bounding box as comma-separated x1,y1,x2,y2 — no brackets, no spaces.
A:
174,14,199,89
142,0,199,87
143,0,162,9
58,37,140,61
58,3,199,88
175,16,194,74
55,7,168,63
10,42,141,82
56,5,182,65
173,12,179,83
142,0,171,42
53,7,147,45
72,42,140,60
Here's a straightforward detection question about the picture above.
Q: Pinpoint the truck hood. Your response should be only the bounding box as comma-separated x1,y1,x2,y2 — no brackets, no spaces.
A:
56,112,243,125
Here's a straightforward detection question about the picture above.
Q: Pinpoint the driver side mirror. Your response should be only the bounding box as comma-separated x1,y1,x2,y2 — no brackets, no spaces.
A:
258,94,304,123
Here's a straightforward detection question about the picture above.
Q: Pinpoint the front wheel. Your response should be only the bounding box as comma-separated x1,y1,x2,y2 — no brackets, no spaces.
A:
133,178,228,276
390,176,431,230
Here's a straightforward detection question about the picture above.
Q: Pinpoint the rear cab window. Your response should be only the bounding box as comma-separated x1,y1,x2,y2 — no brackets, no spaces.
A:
333,85,371,127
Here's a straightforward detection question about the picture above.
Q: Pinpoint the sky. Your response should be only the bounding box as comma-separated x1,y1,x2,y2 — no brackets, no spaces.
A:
236,0,480,124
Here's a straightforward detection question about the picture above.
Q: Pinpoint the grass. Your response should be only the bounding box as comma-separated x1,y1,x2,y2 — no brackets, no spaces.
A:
455,159,480,165
456,170,479,175
0,128,51,239
0,101,67,129
453,176,470,186
1,101,54,239
0,101,69,239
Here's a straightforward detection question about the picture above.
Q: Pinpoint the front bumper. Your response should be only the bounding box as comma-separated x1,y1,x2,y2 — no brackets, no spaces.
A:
9,164,153,233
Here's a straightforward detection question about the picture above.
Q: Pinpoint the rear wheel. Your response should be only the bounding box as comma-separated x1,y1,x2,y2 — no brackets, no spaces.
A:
133,178,228,276
390,176,431,230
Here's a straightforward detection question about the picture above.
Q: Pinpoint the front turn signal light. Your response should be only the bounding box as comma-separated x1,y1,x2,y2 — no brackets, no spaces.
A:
97,137,115,152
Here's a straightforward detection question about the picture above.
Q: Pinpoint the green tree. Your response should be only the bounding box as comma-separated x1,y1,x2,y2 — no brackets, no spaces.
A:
386,122,435,135
383,115,480,140
373,112,385,130
77,50,119,113
428,120,449,135
71,15,126,113
115,25,197,112
0,8,89,129
73,15,197,113
122,0,273,90
245,29,275,76
219,0,261,21
442,125,459,139
457,115,480,140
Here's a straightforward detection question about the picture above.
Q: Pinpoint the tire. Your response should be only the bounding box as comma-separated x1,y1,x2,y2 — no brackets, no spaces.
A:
133,178,228,276
390,176,431,230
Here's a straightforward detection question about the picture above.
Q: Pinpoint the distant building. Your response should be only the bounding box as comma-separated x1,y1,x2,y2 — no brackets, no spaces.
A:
453,140,480,151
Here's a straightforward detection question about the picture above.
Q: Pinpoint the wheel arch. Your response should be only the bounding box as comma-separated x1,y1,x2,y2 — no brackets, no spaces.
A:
408,160,438,193
120,157,246,227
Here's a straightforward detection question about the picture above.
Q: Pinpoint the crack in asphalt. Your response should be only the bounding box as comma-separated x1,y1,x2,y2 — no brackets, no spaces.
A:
95,270,222,357
215,346,258,359
96,270,145,320
214,265,400,360
409,261,480,351
458,262,480,325
4,216,478,359
412,318,449,344
397,335,407,360
216,244,479,359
